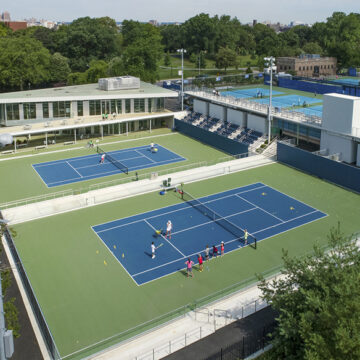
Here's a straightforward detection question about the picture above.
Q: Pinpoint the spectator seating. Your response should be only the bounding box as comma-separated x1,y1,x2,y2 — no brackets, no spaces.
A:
179,111,263,147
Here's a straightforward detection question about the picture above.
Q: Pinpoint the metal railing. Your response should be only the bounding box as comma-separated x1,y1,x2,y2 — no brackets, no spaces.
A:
135,297,269,360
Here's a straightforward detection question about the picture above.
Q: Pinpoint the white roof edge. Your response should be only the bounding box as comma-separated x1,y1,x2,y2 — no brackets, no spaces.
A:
0,92,178,104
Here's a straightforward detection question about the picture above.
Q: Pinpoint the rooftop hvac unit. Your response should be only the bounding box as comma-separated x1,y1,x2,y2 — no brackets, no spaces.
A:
98,76,140,91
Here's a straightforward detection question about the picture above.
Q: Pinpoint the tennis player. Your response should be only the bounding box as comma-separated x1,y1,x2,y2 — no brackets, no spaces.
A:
212,245,218,258
204,245,210,261
100,153,105,164
150,142,154,152
220,241,225,256
166,220,172,239
185,258,194,278
151,241,156,259
197,254,203,272
244,229,248,245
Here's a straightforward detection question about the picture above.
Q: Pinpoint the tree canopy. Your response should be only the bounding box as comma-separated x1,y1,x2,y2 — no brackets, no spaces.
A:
1,11,360,91
258,225,360,360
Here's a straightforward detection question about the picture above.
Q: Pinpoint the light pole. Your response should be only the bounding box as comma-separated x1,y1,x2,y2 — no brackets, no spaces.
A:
177,48,186,111
264,57,275,144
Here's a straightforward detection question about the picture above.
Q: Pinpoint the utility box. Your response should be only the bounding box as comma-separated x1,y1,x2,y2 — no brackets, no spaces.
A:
4,329,14,358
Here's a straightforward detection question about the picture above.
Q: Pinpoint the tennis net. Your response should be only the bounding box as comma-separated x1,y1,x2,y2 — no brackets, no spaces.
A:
97,146,128,174
181,190,256,249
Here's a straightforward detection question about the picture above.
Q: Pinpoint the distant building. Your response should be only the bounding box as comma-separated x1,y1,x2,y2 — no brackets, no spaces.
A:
1,11,10,21
2,21,27,31
253,20,257,26
277,55,337,77
148,19,158,26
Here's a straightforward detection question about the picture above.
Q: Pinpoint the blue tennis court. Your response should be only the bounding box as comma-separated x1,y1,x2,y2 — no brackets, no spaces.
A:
92,183,327,285
221,88,284,99
33,144,186,187
253,95,321,107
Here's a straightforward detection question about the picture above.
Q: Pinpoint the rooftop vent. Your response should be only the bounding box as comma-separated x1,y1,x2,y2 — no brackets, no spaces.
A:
98,76,140,91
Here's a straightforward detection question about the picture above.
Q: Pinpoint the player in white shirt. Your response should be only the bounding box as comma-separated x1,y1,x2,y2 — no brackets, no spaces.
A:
100,153,105,164
151,242,156,259
166,220,173,239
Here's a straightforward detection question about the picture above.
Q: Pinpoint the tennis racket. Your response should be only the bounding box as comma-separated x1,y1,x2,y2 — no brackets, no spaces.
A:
156,243,164,249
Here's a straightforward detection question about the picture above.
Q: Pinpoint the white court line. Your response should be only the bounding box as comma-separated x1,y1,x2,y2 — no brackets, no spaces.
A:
235,193,285,223
252,210,320,235
75,155,144,170
45,155,186,186
91,227,140,287
133,210,326,279
143,219,186,257
135,149,156,163
66,161,83,178
170,207,257,236
96,186,267,234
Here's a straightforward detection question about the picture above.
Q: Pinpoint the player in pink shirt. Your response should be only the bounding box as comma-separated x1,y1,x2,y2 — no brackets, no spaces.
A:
185,258,194,278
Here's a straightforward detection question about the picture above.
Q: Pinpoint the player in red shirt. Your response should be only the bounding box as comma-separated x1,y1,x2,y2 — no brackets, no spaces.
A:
220,241,224,256
197,254,203,272
212,245,218,258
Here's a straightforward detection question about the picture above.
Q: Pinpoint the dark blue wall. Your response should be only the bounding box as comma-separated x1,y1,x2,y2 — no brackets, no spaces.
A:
277,78,343,95
277,142,360,193
349,67,357,77
175,119,249,155
264,75,360,97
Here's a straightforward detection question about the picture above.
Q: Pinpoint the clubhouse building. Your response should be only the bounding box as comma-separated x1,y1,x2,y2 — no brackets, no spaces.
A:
0,76,178,148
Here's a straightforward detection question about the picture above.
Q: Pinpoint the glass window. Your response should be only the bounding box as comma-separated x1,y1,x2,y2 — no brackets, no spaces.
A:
77,101,83,116
0,104,5,124
6,103,20,121
110,100,116,114
53,101,70,118
89,100,101,116
134,98,145,113
23,103,36,120
156,98,164,111
116,100,122,114
43,103,49,118
125,99,131,113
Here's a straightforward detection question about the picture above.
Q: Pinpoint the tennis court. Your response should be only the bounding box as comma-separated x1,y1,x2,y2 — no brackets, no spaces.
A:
221,88,284,99
93,182,327,285
253,94,321,107
32,144,185,187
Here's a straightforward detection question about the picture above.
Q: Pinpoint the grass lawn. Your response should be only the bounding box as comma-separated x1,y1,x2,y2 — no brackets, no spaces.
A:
158,54,258,80
11,162,360,359
0,129,228,205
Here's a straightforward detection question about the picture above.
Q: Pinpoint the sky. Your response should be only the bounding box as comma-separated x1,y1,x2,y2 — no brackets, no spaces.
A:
1,0,359,24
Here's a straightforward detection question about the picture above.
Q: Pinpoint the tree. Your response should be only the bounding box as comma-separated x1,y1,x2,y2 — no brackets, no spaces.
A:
107,57,124,77
50,53,71,82
53,17,121,71
215,47,237,72
121,21,163,82
258,224,360,360
85,60,108,83
0,37,51,90
164,52,171,67
0,22,12,37
302,42,323,55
